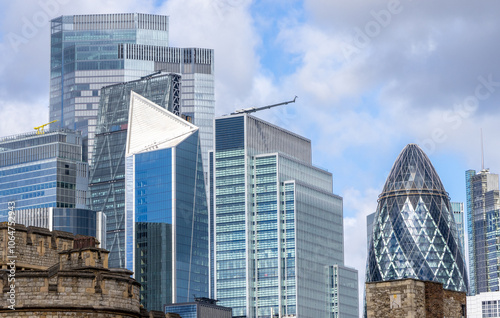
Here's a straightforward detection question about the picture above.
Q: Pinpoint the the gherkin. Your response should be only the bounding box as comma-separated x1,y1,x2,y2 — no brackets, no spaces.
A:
366,144,468,292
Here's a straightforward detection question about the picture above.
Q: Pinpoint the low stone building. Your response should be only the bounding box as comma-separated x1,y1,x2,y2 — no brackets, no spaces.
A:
0,223,165,317
164,297,232,318
365,278,466,318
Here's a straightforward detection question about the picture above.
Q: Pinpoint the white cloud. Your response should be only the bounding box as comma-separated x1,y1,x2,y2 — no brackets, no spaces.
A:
0,99,48,138
343,186,381,313
159,0,261,116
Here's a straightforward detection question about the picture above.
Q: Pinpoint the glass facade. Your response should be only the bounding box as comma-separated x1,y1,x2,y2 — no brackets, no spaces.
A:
451,201,466,257
0,130,87,221
468,169,477,296
327,265,359,318
213,114,355,317
50,13,214,171
89,74,180,268
124,93,208,311
15,207,106,244
209,150,215,299
366,144,468,293
467,169,500,295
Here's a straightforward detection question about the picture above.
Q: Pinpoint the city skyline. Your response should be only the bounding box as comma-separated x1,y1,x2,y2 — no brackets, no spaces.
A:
2,0,500,314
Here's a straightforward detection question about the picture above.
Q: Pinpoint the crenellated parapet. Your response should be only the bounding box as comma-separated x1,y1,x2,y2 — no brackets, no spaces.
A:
0,223,74,271
0,224,151,317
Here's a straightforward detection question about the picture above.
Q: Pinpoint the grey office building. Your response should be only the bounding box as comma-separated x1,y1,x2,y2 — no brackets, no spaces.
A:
165,298,232,318
211,114,358,317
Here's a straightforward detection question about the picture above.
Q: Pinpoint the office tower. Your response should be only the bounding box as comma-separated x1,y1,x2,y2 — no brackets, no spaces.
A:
366,212,375,251
125,92,208,310
89,73,180,268
212,114,358,318
451,201,465,257
327,265,359,318
467,169,500,295
0,129,88,220
366,144,468,293
15,207,106,245
50,13,215,170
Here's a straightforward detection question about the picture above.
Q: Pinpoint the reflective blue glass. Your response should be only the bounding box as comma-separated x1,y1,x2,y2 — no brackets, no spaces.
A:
125,132,208,311
0,131,86,220
52,208,97,237
466,169,476,295
366,144,468,293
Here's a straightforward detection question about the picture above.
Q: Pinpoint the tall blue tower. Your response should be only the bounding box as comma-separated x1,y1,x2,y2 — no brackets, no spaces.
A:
124,92,208,311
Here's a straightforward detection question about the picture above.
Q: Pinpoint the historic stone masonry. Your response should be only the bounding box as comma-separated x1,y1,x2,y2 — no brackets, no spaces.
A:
366,278,466,318
0,223,166,317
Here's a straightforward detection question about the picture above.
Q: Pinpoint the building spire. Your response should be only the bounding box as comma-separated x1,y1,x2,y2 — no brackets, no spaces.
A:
481,128,485,171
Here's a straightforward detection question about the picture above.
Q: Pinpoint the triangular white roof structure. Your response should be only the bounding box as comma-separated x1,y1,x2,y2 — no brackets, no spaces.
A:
126,91,198,156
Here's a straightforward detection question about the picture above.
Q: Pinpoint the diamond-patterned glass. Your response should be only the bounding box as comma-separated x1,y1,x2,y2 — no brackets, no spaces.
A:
366,144,468,292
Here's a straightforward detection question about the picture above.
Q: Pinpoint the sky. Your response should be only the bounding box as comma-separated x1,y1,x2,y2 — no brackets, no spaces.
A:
1,0,500,314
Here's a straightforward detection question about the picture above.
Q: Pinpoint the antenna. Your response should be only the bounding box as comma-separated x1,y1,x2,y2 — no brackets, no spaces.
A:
481,128,485,170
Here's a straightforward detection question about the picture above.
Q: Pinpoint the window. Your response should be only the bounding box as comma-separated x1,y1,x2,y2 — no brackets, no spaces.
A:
482,300,498,318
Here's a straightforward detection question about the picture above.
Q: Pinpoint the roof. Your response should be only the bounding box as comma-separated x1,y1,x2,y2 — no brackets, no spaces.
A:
125,91,198,156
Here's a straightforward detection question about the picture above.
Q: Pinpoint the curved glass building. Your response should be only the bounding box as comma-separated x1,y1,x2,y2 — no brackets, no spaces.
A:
366,144,468,293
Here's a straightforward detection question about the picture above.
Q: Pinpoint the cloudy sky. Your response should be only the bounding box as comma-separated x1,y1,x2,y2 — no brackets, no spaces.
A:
1,0,500,313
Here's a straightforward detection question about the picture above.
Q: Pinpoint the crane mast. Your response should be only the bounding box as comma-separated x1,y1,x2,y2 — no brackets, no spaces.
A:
34,120,58,135
230,96,297,115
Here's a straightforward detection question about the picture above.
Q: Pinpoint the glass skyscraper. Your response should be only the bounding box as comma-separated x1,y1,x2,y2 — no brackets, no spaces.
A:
89,73,180,268
451,201,465,257
211,114,358,317
124,92,208,311
50,13,215,171
467,169,500,295
366,144,468,293
0,129,88,220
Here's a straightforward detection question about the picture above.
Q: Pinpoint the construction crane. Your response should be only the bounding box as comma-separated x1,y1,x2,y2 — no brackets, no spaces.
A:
34,120,58,135
230,96,298,115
